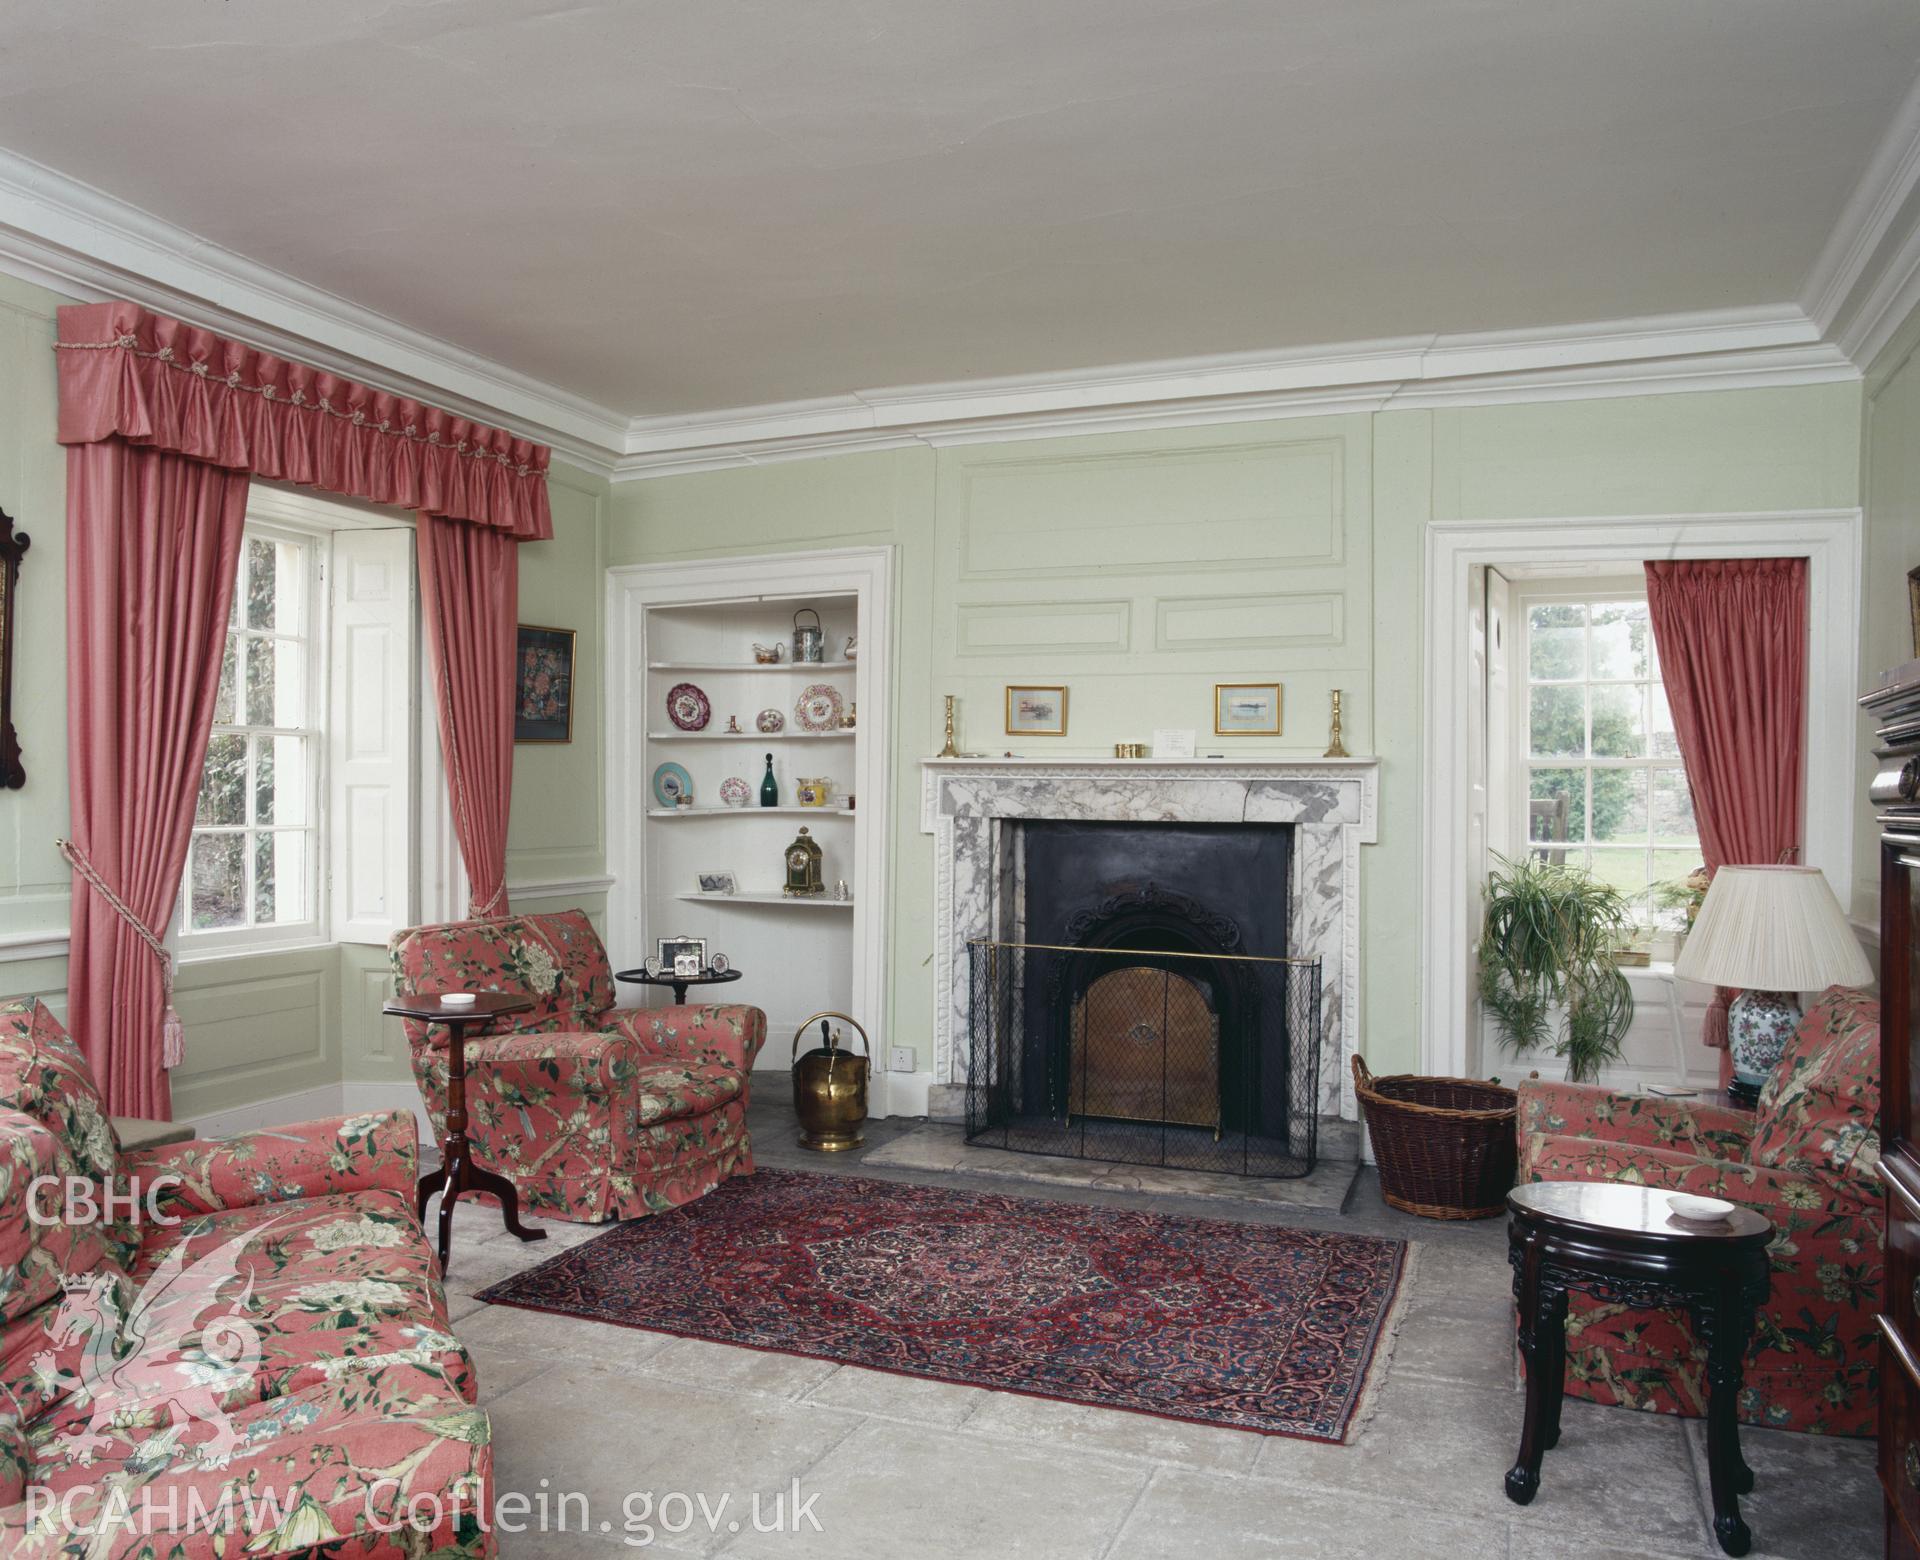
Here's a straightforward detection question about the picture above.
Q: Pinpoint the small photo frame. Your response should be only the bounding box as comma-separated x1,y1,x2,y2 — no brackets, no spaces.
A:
514,624,576,743
696,871,738,896
1214,682,1282,736
656,935,706,972
1005,685,1068,736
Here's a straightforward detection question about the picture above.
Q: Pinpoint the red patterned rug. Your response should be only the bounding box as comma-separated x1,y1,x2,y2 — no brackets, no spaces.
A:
476,1169,1410,1442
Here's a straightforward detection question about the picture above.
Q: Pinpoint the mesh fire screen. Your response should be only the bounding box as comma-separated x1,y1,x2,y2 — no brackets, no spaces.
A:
965,940,1322,1178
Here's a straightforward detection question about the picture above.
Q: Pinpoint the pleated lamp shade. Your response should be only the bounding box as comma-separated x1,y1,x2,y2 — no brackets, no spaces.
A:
1673,865,1873,992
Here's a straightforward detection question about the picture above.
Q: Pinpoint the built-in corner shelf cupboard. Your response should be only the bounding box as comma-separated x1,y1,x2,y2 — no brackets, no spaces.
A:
604,549,894,1105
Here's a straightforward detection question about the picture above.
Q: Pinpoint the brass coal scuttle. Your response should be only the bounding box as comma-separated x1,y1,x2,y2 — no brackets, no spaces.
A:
792,1012,870,1152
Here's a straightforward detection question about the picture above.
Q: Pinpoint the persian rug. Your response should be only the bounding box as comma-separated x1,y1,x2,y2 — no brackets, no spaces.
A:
476,1168,1411,1441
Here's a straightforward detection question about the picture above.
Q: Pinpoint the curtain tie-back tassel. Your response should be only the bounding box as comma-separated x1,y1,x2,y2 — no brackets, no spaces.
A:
55,837,184,1069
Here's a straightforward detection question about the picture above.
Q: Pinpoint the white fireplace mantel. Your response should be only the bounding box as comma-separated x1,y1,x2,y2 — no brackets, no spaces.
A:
921,756,1379,1120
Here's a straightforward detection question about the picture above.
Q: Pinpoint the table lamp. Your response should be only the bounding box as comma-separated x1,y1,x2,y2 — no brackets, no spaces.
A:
1673,865,1873,1102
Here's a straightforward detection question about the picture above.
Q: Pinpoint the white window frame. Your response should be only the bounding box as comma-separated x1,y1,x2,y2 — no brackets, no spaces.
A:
1419,508,1862,1082
177,519,328,954
1508,575,1702,927
174,483,425,961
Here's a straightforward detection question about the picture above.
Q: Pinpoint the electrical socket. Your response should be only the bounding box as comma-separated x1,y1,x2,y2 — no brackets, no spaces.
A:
888,1045,916,1073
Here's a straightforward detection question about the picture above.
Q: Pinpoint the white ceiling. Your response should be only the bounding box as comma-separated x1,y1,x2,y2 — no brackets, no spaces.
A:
1,0,1917,425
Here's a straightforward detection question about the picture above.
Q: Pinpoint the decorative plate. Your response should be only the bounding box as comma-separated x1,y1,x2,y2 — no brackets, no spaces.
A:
708,952,730,975
666,682,712,731
795,683,845,733
651,761,693,808
718,776,751,807
756,708,785,734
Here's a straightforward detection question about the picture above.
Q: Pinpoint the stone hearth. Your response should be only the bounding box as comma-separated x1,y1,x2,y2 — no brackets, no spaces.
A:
921,757,1378,1121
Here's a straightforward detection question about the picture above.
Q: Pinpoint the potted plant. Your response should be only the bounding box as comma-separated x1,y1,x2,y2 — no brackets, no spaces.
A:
1479,852,1636,1083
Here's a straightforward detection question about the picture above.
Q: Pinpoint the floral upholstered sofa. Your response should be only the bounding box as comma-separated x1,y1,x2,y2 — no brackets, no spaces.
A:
1517,985,1882,1435
389,910,768,1223
0,998,492,1558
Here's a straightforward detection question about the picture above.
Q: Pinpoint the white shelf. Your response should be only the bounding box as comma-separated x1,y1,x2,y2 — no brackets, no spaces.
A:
648,729,855,741
674,892,854,909
649,660,857,674
649,806,855,819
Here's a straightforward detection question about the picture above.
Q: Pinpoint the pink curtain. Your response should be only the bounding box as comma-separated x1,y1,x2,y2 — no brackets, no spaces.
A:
417,514,519,918
64,443,248,1117
1644,557,1808,1085
57,301,551,1115
56,302,553,540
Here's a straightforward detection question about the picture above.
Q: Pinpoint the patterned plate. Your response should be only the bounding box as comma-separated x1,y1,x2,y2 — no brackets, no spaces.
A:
718,776,751,807
795,683,845,733
666,682,712,731
756,708,786,734
651,762,693,808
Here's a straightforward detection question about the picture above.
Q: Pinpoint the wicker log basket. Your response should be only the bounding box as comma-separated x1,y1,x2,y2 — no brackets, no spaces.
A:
1352,1055,1518,1220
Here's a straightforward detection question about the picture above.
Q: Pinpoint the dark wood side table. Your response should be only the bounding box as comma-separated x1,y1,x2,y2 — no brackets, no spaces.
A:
383,992,548,1272
1505,1181,1772,1557
613,965,744,1007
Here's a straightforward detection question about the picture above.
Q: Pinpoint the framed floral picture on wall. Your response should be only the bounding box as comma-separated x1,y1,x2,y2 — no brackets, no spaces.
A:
515,624,576,743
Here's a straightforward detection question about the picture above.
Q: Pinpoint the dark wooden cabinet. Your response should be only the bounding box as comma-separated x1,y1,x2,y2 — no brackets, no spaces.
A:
1865,658,1920,1557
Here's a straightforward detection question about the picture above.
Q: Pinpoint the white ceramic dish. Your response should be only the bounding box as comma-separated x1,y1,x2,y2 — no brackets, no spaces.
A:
439,992,477,1008
1667,1192,1735,1223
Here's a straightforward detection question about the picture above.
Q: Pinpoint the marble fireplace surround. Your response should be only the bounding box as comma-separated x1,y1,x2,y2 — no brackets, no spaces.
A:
921,757,1380,1122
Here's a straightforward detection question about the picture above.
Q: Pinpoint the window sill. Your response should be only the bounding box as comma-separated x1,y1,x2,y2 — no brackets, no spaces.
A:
173,935,337,967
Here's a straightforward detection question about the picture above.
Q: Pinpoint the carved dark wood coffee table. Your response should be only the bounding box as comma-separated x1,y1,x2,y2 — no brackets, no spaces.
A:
383,992,548,1272
1505,1181,1772,1557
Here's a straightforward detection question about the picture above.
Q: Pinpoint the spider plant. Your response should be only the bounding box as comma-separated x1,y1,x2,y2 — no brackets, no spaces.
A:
1478,852,1636,1083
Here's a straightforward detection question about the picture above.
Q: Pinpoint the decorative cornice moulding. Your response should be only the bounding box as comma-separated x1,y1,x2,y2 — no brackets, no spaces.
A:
606,309,1848,480
7,60,1920,485
0,149,629,476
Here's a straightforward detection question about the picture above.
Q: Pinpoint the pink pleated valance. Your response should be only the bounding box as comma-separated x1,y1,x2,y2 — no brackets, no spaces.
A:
55,301,553,541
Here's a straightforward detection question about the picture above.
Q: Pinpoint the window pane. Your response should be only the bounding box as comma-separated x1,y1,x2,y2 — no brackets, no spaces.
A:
1649,681,1680,758
1529,767,1585,851
1589,684,1646,758
1527,604,1585,681
257,831,311,926
213,638,237,725
1591,769,1649,842
189,833,246,929
1651,769,1697,844
1589,601,1651,680
255,734,311,826
245,635,306,727
1529,685,1585,758
1588,848,1651,915
195,733,247,826
246,536,306,635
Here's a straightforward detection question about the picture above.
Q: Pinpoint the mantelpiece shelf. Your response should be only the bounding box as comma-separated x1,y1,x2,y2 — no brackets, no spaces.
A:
647,806,854,819
673,892,853,909
646,729,855,741
648,660,856,674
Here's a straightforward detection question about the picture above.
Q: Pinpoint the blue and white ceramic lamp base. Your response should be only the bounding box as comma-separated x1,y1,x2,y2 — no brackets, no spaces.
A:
1727,989,1799,1102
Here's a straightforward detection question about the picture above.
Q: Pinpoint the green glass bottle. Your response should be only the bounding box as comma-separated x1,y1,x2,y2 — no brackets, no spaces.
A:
760,753,778,807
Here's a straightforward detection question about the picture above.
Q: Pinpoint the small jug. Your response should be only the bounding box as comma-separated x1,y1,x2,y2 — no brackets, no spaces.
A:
844,633,859,662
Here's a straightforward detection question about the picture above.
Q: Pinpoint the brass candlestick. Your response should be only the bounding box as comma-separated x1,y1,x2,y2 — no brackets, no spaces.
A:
1324,689,1350,759
939,694,961,758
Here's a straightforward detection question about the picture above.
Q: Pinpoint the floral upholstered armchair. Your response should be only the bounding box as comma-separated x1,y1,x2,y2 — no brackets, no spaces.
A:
1517,985,1882,1436
388,910,768,1223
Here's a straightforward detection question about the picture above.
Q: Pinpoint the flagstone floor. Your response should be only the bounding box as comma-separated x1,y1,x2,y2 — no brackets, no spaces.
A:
435,1093,1878,1560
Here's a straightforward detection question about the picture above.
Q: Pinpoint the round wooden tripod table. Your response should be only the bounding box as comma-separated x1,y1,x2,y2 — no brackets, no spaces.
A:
383,992,549,1272
1504,1182,1772,1556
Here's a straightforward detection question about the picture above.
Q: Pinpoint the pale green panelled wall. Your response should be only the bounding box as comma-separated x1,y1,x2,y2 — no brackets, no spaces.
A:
1861,309,1920,931
0,267,611,1113
612,382,1863,1076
